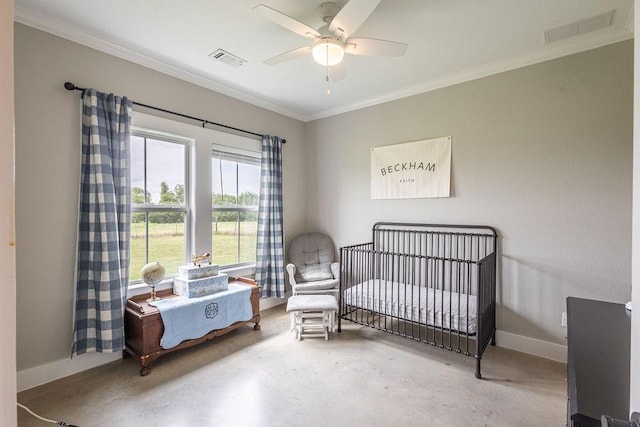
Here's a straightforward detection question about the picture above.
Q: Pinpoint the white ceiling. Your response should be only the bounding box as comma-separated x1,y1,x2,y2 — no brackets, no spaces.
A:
14,0,634,121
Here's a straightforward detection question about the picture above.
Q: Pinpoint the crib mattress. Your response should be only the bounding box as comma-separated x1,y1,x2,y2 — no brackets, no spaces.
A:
342,279,478,334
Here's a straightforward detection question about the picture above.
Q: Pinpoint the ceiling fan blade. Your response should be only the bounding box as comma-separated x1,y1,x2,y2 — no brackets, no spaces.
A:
254,4,320,39
263,45,312,65
328,0,381,40
328,61,346,81
344,37,408,57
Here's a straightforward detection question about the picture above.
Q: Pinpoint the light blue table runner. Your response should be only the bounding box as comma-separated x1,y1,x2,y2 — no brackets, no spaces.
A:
149,282,253,349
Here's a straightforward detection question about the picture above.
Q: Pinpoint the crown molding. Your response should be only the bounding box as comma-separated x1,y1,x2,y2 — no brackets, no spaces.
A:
13,7,307,122
307,28,634,121
14,6,633,123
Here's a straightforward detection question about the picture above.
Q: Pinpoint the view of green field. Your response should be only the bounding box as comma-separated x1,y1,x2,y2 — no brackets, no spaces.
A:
129,221,257,282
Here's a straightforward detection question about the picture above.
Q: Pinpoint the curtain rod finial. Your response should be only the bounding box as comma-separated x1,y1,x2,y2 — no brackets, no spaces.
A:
64,82,86,92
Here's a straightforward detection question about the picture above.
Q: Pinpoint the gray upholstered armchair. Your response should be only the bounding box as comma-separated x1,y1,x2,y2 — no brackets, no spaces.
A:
286,232,339,296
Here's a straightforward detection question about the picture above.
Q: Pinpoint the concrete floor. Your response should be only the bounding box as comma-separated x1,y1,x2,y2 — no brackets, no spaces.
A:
17,305,567,426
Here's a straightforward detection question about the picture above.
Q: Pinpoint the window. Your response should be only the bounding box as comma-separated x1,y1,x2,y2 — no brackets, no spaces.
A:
128,112,261,287
212,147,261,267
130,130,190,282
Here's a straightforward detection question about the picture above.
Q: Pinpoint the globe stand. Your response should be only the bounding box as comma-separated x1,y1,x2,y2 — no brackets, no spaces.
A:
146,285,159,303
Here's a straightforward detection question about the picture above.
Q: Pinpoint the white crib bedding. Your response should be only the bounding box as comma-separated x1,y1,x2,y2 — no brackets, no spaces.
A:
342,279,478,334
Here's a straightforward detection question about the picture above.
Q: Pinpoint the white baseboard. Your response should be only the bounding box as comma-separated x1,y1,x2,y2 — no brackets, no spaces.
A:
495,330,567,363
17,352,121,392
259,295,288,311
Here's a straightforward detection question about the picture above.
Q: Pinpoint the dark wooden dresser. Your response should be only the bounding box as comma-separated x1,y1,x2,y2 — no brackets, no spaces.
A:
124,277,260,375
566,297,631,426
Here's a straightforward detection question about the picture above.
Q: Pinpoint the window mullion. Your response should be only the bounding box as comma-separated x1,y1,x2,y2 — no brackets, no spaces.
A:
144,137,149,264
236,212,240,264
145,211,149,265
236,162,240,264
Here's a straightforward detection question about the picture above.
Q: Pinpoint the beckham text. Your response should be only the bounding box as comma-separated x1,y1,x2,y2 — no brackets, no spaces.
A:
380,162,436,176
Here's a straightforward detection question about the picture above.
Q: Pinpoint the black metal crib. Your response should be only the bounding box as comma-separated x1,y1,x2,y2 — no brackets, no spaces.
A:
338,222,498,378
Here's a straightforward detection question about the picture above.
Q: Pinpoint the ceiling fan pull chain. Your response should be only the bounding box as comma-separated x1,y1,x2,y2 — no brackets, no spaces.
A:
326,44,332,96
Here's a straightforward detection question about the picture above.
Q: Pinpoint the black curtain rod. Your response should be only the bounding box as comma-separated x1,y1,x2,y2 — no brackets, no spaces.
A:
63,82,285,143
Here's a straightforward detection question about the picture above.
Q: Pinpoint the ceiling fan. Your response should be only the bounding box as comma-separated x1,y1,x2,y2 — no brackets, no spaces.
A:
254,0,408,80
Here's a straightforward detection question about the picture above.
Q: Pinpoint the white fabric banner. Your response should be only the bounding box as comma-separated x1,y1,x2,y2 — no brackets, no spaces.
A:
371,136,451,199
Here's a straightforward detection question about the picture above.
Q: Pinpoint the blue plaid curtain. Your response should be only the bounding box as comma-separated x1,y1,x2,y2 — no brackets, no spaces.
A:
72,89,132,356
255,135,285,298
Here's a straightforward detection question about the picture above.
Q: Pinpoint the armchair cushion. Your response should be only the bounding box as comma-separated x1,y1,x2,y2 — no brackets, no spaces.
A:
289,232,336,283
292,278,338,293
299,263,333,282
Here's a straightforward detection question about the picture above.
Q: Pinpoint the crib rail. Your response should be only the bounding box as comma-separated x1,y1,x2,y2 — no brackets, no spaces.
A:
477,252,497,356
339,223,497,379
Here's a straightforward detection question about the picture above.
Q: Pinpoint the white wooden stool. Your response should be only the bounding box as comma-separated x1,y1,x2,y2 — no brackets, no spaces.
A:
286,295,338,340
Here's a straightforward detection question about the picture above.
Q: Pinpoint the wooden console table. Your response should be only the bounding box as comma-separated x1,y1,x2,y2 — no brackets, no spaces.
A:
124,277,260,375
566,297,630,426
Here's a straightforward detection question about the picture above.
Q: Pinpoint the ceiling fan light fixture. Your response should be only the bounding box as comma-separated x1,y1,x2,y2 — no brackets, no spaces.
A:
312,37,344,66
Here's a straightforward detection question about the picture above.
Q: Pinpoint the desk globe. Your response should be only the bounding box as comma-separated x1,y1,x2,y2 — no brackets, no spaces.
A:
141,261,166,302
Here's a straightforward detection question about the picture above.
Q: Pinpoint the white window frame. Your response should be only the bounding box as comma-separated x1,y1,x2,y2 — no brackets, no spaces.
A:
130,127,192,286
212,144,261,269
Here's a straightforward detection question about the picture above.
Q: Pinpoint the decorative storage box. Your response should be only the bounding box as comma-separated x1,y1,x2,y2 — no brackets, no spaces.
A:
178,263,220,280
173,273,228,298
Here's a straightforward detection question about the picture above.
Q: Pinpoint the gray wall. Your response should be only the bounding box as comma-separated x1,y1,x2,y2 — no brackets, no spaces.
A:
1,1,17,425
13,24,307,372
631,1,639,412
305,40,633,347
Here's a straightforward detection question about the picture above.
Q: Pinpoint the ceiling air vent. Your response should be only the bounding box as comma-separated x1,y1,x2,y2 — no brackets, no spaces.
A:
544,10,615,44
209,49,247,67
